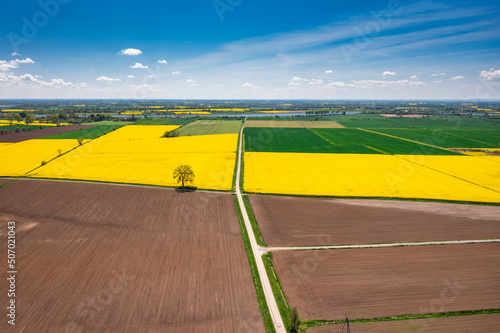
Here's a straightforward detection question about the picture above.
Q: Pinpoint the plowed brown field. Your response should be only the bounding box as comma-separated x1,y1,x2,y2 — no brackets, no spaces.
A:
273,243,500,320
311,314,500,332
0,125,95,142
0,178,11,187
0,180,264,332
250,195,500,246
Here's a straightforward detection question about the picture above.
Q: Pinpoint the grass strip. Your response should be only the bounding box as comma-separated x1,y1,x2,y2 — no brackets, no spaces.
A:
242,195,268,247
305,309,500,327
262,252,299,333
0,178,17,190
233,195,276,333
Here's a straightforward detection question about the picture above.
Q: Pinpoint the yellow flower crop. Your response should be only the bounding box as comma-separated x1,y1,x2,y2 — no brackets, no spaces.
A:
29,132,238,190
0,139,84,176
244,152,500,203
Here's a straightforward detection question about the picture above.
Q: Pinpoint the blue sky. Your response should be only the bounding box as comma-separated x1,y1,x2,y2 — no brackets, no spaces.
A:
1,0,499,99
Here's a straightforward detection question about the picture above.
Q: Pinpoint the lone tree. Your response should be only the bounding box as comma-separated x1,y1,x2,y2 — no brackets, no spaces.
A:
25,113,36,125
173,165,195,188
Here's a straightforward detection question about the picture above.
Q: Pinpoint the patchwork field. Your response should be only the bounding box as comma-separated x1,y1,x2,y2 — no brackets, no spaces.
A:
0,125,96,143
244,152,500,203
0,180,264,332
311,314,500,333
0,139,86,176
176,120,243,136
29,128,238,190
273,243,500,320
250,195,500,246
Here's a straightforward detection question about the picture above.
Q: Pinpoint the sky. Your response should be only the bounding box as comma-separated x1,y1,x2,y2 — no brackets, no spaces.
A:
0,0,499,99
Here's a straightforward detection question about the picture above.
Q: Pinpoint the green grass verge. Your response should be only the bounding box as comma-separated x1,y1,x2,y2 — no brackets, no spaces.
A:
306,309,500,327
242,195,268,247
176,120,243,136
0,178,17,190
233,195,276,333
263,252,306,333
39,125,124,140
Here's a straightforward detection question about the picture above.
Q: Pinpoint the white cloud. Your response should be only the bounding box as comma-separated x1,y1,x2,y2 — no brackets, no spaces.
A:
80,82,87,88
96,76,121,82
434,80,442,83
480,68,500,81
127,75,135,78
0,58,35,72
325,70,333,74
11,52,21,56
410,75,418,79
309,79,324,85
186,79,197,86
158,60,167,64
382,71,396,77
171,71,181,75
130,63,148,69
350,79,426,88
242,82,262,90
292,76,304,81
432,73,446,77
289,82,301,86
118,48,142,56
449,76,464,80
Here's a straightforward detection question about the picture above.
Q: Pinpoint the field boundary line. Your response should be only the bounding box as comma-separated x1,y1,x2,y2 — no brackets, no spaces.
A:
235,122,287,333
358,127,451,152
262,239,500,252
439,129,493,147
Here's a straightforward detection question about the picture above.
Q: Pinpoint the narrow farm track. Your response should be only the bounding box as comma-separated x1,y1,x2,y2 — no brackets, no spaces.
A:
262,239,500,252
236,121,287,333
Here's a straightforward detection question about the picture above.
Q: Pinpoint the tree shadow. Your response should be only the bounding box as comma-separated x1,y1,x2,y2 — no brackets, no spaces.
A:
174,186,198,193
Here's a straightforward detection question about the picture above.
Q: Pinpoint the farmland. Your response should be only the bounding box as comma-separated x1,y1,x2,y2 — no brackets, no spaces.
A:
39,124,125,140
313,128,459,154
29,127,238,190
0,124,96,143
244,128,345,153
311,314,500,332
370,128,499,148
0,180,264,332
272,243,500,320
243,152,500,203
249,195,500,247
0,139,87,176
175,120,243,136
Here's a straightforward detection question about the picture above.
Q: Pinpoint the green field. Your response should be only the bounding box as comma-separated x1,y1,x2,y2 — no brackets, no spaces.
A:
313,128,461,155
176,120,243,136
440,129,500,147
39,125,124,140
387,116,500,130
85,121,133,126
369,129,498,148
337,117,410,129
244,128,344,153
0,124,51,132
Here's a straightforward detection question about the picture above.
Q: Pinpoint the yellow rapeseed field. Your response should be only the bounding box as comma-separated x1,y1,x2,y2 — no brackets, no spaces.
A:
0,139,84,176
29,132,238,190
99,125,180,141
173,111,211,115
244,152,500,203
